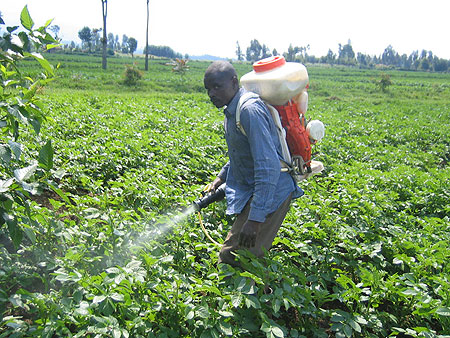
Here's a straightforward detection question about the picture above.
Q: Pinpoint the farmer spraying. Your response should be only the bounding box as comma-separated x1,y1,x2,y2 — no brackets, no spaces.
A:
203,60,305,267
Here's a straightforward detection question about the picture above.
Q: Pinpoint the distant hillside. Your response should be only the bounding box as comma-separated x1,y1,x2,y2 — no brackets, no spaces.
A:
189,54,229,61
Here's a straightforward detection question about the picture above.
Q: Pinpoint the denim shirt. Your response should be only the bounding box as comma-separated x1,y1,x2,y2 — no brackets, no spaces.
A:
218,88,303,222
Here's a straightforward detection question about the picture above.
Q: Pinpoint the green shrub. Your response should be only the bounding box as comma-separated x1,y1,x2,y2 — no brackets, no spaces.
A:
122,63,142,86
375,73,392,92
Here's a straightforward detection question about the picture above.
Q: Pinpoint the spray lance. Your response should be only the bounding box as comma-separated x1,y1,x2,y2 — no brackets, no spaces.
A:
191,183,226,246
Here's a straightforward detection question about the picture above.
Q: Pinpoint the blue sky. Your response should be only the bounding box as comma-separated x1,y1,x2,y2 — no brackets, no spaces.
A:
3,0,450,59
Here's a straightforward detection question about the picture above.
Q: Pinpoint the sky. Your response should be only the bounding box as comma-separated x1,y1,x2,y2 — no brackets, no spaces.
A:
2,0,450,60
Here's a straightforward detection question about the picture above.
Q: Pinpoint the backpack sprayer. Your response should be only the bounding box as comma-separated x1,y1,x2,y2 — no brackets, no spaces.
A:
240,56,325,180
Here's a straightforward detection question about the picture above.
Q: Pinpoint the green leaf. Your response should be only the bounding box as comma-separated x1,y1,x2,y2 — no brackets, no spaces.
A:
110,293,124,302
0,144,11,164
231,293,242,307
218,310,234,317
436,307,450,316
8,141,22,160
196,306,209,319
271,326,284,338
48,182,72,205
402,288,419,296
4,213,22,248
219,320,233,336
244,295,260,309
0,178,14,193
348,319,361,332
38,140,53,170
23,226,36,244
20,6,34,30
112,328,121,338
25,52,54,76
92,295,106,304
343,324,352,338
14,163,38,182
46,44,60,51
185,310,194,320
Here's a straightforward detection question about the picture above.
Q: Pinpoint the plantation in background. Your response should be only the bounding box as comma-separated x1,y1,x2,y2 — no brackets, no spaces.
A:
1,50,449,337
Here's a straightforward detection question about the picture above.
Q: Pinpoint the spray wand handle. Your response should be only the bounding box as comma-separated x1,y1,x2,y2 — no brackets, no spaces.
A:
193,183,226,211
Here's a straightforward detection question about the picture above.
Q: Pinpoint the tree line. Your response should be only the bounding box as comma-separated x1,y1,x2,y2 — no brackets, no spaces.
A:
77,26,138,57
60,27,183,60
238,39,449,72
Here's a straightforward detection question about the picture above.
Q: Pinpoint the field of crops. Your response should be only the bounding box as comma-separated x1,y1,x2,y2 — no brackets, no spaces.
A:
1,53,449,338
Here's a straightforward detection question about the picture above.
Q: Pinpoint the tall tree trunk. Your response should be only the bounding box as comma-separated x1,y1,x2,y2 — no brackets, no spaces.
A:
102,0,107,70
145,0,149,71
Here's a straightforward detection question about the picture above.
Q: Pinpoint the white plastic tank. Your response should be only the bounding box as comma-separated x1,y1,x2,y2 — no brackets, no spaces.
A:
240,56,309,105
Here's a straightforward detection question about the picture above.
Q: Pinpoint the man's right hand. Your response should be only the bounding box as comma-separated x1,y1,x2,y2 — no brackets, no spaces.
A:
206,177,223,193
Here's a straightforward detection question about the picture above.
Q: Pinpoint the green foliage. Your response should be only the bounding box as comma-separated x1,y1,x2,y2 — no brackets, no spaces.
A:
374,73,393,92
0,6,57,247
0,50,449,337
127,37,137,57
122,63,142,86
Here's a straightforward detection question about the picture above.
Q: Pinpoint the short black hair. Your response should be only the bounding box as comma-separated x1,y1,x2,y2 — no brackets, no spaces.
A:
204,61,237,80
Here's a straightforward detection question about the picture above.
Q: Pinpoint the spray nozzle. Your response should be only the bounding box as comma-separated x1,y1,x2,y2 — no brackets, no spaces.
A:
193,183,226,211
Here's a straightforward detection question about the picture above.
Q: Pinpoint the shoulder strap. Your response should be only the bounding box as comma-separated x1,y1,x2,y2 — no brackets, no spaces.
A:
236,92,259,136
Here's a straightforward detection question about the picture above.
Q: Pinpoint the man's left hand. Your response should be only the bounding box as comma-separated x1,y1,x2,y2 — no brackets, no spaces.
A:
238,220,261,248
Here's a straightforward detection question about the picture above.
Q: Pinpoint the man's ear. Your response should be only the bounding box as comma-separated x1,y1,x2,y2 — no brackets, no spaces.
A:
231,75,239,90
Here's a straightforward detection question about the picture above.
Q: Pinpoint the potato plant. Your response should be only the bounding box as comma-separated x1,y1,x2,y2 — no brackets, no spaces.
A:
1,34,449,337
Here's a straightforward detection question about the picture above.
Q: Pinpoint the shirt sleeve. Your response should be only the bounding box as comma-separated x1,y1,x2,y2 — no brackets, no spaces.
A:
218,161,230,182
239,99,281,222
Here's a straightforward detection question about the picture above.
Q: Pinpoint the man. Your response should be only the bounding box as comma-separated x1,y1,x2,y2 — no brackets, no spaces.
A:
203,61,303,267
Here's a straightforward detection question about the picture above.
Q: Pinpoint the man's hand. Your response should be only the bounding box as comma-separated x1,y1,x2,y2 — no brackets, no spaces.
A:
239,220,261,248
205,177,223,193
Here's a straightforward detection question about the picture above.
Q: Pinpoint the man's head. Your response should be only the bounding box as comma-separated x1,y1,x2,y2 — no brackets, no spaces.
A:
204,61,239,108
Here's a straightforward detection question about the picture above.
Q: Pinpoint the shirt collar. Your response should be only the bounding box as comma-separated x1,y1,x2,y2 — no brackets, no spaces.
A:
224,88,246,117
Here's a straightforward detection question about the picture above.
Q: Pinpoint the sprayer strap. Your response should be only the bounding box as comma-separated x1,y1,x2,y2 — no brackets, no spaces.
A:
236,92,259,136
236,92,292,166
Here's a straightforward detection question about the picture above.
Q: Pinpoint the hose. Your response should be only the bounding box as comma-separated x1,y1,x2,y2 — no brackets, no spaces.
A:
197,211,221,247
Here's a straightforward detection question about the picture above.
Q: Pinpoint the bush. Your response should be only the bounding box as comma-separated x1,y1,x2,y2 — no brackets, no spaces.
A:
122,63,142,86
375,73,392,92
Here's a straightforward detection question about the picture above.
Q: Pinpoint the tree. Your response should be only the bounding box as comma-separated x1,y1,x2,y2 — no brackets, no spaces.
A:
284,44,298,62
121,34,129,53
127,37,137,57
338,41,356,65
382,45,399,66
107,32,114,49
357,52,368,67
324,49,336,64
78,26,92,52
115,34,120,52
145,45,182,58
101,0,107,69
145,0,150,71
236,41,244,61
246,39,263,62
49,24,60,40
92,28,102,50
272,48,278,56
262,44,271,59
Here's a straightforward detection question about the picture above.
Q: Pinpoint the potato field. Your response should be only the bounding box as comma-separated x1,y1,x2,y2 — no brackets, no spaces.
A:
1,48,449,338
